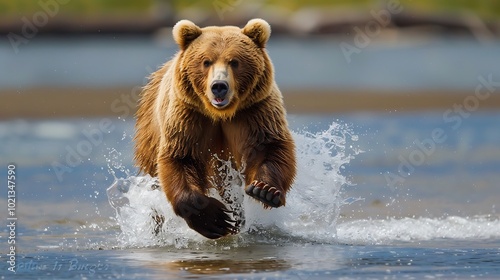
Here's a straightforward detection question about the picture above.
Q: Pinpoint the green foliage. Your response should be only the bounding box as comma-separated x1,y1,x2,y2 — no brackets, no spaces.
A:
1,0,499,19
0,0,154,16
401,0,500,19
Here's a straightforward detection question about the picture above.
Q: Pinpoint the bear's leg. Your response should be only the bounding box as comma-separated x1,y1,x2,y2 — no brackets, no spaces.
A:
244,141,296,208
158,156,238,239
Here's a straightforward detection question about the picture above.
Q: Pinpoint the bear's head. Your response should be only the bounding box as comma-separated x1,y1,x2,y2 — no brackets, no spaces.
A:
172,19,274,120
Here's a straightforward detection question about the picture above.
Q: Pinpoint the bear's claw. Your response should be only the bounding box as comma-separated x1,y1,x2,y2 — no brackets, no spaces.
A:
179,195,238,239
245,180,284,208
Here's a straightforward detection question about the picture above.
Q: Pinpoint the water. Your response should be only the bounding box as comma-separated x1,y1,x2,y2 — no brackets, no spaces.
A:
1,113,499,279
106,122,357,248
2,36,500,90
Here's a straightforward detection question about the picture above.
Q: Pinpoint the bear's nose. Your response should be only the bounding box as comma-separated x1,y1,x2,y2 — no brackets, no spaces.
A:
211,80,229,99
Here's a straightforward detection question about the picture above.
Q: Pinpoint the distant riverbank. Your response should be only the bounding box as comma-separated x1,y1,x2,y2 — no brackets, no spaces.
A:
2,87,500,119
2,36,500,118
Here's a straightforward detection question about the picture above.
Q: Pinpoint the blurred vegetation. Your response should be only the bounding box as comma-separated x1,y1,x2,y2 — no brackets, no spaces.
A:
0,0,153,16
407,0,500,20
1,0,499,19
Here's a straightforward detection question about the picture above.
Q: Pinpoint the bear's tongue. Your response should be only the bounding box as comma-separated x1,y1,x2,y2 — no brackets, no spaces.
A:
212,97,228,108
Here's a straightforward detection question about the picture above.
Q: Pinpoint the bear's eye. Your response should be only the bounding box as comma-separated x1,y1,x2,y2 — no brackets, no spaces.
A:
229,59,239,68
203,60,212,68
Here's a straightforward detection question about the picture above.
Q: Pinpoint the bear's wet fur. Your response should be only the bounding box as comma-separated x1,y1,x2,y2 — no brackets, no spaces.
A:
134,19,296,239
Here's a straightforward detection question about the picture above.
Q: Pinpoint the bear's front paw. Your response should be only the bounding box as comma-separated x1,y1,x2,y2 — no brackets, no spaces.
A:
245,180,285,208
176,194,238,239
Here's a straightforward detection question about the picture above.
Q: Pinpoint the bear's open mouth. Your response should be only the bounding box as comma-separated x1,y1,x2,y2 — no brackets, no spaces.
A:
211,97,230,108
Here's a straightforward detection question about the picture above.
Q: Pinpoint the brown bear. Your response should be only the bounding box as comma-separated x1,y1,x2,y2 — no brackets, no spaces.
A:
134,18,296,239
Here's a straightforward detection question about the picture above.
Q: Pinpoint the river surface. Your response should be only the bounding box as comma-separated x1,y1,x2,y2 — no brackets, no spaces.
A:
1,33,500,279
1,112,499,279
2,36,500,90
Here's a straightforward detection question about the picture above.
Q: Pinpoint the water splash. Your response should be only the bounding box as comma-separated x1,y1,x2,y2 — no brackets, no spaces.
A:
337,215,500,245
105,147,131,180
243,123,360,242
107,122,360,247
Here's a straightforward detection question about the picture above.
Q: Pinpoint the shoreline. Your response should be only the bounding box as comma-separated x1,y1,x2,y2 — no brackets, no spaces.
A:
2,87,500,119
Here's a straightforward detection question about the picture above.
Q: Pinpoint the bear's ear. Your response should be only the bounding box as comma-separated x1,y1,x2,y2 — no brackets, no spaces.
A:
173,20,202,50
242,18,271,48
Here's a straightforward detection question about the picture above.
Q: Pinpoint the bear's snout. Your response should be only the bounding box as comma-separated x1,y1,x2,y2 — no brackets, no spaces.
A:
211,80,229,99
